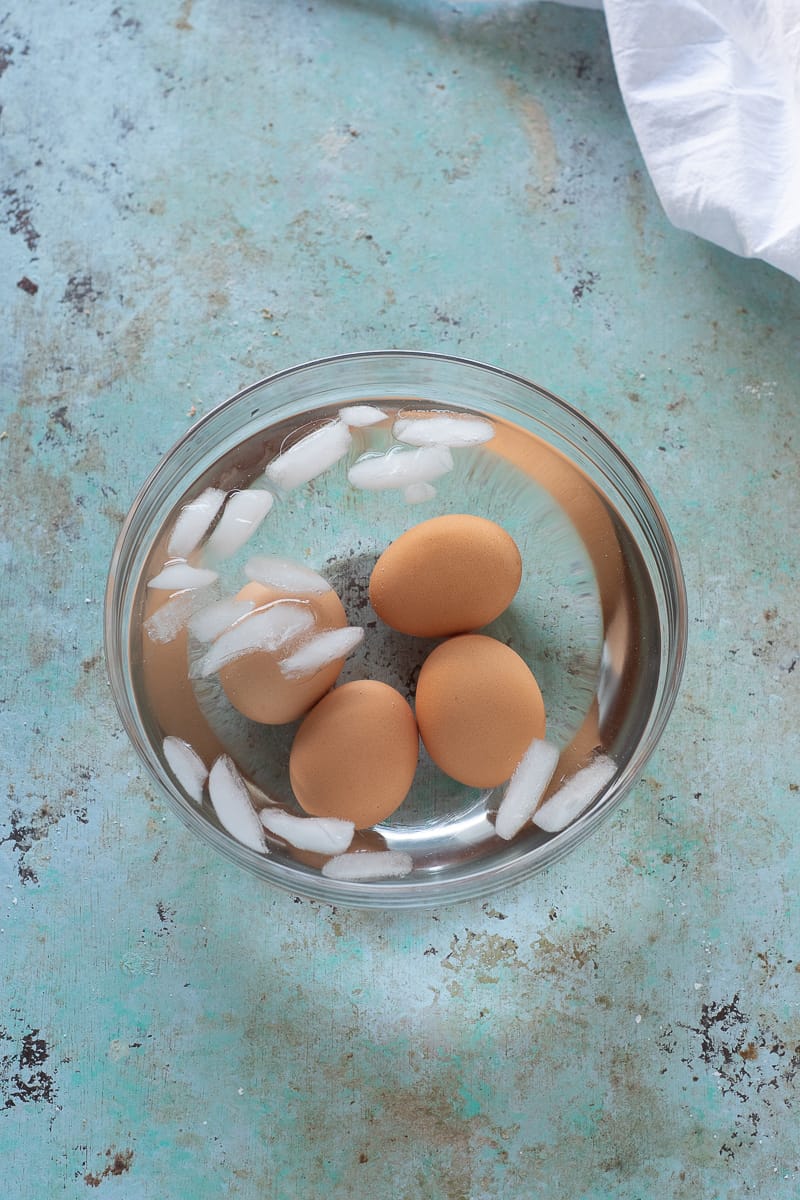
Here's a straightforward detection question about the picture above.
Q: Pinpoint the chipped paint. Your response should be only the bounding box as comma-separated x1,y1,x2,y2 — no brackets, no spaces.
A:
0,1020,58,1112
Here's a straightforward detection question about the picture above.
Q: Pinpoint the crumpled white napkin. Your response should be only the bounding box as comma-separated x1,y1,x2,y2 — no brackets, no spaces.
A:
554,0,800,281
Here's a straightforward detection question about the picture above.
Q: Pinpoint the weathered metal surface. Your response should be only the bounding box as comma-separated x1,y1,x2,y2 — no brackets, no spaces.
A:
1,1,798,1196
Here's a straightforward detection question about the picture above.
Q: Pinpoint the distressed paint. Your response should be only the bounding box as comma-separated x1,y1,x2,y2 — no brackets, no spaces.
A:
1,1,799,1197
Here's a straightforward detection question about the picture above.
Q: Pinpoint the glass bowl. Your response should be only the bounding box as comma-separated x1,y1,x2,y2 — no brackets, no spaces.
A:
105,351,687,909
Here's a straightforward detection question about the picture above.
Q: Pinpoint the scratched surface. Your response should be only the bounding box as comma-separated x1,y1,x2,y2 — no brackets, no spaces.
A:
1,1,799,1196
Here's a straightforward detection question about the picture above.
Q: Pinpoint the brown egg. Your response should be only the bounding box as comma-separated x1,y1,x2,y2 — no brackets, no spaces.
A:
289,680,419,827
141,589,226,766
369,514,522,637
415,634,545,788
218,581,348,724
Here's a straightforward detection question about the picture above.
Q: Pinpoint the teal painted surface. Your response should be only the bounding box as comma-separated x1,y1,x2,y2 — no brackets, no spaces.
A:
1,1,799,1196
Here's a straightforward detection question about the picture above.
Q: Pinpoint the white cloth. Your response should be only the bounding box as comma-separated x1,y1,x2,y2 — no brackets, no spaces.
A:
554,0,800,281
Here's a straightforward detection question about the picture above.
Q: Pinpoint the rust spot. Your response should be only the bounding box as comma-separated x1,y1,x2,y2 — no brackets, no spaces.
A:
739,1043,758,1061
175,0,194,30
84,1148,134,1187
504,82,558,206
17,276,38,295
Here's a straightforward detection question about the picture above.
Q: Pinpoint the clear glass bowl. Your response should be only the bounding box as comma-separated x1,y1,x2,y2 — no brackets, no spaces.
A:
105,351,687,909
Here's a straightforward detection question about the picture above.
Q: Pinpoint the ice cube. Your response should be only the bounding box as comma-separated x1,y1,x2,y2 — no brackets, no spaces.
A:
144,590,195,643
347,444,453,491
244,555,332,595
188,597,255,642
533,756,617,833
259,810,355,854
494,738,560,840
403,481,437,504
163,736,208,805
147,562,218,591
208,755,266,853
194,601,314,677
321,851,414,880
279,626,364,680
338,404,387,427
264,420,352,490
167,487,227,558
393,413,495,447
204,489,274,560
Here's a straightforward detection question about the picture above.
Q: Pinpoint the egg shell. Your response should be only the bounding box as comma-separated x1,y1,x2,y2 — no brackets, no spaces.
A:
369,514,522,638
289,680,419,828
218,581,347,724
415,634,546,788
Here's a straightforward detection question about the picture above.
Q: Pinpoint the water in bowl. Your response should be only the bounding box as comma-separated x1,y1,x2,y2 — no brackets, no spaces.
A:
133,400,658,877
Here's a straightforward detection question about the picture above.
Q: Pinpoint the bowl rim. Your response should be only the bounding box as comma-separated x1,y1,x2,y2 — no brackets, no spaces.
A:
105,349,688,909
